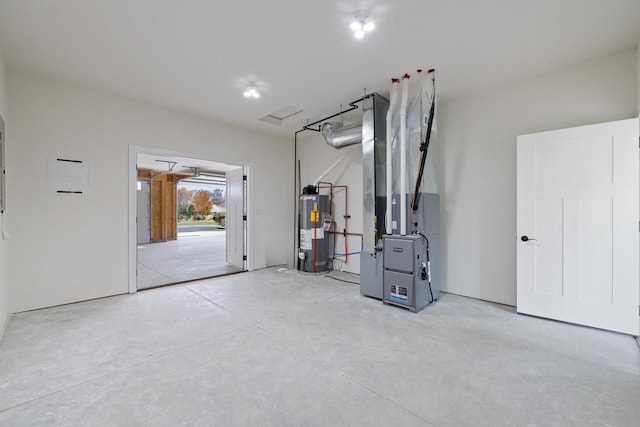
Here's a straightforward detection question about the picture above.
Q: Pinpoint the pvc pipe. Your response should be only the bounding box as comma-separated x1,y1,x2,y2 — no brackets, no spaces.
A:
385,79,399,234
313,153,350,186
400,74,410,236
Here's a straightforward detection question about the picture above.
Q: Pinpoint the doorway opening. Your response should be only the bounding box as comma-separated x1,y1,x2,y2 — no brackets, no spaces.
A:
130,149,248,291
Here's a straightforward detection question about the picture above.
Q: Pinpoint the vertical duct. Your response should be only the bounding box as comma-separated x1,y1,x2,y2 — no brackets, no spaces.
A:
399,74,410,235
360,93,390,300
361,94,389,252
386,79,399,234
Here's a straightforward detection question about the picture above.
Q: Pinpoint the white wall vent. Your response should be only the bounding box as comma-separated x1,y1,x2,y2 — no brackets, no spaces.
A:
47,156,89,195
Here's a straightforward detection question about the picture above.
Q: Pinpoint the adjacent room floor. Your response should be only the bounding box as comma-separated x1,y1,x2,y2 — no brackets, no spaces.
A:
137,230,243,289
0,268,638,426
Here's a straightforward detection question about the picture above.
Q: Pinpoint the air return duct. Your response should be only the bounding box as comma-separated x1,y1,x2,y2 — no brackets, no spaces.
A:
321,122,362,148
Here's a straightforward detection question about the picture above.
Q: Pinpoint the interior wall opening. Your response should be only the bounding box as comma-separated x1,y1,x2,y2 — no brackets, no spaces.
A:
134,152,247,290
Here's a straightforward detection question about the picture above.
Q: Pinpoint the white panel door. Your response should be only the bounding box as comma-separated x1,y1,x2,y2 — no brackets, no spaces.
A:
136,180,151,244
226,167,245,269
517,118,639,335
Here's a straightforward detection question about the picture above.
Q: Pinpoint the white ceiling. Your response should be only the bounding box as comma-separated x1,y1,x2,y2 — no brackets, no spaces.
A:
1,1,639,137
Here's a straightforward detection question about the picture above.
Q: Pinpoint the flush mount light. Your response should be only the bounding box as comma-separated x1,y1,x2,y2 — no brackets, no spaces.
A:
350,13,374,40
243,85,260,99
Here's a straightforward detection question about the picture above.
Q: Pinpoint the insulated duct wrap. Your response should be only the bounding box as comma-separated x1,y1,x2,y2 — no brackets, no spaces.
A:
321,122,362,148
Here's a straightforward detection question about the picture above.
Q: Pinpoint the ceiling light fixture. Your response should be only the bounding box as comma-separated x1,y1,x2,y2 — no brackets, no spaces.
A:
243,85,260,99
350,13,374,40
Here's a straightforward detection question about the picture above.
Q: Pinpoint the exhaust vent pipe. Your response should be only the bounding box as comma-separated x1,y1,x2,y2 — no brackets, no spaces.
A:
321,122,362,148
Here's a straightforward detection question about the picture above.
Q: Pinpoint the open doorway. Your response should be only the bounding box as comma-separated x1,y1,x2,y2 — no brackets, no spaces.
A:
133,152,247,290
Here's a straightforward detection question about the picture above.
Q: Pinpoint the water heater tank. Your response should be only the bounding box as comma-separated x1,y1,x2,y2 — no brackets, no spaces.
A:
298,193,330,272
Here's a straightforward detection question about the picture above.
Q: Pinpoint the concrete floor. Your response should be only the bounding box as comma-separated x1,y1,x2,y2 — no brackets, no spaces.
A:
137,231,243,289
0,268,638,426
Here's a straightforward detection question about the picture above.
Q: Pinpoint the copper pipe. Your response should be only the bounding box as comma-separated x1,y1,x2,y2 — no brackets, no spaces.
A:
317,182,351,262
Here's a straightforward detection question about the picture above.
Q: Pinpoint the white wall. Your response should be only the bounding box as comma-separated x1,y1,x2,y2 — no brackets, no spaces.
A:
7,72,293,313
0,51,9,335
438,49,638,306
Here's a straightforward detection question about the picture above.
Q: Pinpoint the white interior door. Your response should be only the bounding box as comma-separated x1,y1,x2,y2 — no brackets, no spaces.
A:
517,118,639,335
226,167,245,269
136,180,151,244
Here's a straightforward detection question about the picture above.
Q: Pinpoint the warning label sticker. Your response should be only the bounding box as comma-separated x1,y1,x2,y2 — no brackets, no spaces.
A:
300,229,312,250
300,228,324,250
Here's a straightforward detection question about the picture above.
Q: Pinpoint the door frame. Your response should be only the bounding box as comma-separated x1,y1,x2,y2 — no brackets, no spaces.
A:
136,179,151,244
225,166,247,270
128,145,253,294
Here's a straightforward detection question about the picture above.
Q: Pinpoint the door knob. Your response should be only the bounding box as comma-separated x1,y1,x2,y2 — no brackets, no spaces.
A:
521,235,537,242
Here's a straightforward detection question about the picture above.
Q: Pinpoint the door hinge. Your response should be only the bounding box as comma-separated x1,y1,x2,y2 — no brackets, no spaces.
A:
243,255,247,261
243,215,247,221
243,175,247,181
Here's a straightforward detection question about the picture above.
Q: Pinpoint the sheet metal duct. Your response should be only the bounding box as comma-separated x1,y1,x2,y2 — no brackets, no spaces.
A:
361,94,389,251
359,93,389,300
321,122,362,148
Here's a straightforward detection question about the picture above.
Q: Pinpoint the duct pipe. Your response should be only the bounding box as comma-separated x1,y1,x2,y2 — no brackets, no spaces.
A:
385,78,399,234
400,74,410,235
321,121,362,148
313,153,350,186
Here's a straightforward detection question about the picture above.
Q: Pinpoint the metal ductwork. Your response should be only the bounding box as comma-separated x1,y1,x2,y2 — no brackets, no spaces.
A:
321,121,362,148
